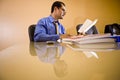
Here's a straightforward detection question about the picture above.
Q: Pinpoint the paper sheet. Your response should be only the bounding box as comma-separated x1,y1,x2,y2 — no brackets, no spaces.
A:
78,19,98,34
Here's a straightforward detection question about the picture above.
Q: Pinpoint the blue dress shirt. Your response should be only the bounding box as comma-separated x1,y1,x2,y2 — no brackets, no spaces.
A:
34,16,65,42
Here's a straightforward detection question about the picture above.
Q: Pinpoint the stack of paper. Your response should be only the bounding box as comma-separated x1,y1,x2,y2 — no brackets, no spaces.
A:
60,19,116,44
61,34,115,44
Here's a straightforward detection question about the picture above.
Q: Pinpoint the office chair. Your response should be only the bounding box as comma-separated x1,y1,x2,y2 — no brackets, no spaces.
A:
76,24,98,35
104,23,120,35
28,24,36,41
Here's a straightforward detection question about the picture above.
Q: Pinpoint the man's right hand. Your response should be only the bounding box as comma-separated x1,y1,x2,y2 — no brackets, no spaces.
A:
60,34,85,39
60,34,72,38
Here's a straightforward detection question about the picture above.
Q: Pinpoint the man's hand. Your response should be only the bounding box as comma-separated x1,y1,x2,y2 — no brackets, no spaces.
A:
60,34,85,39
69,35,84,39
60,34,72,38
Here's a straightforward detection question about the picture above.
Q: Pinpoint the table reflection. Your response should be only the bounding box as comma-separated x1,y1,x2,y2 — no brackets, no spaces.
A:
66,42,120,59
29,42,68,77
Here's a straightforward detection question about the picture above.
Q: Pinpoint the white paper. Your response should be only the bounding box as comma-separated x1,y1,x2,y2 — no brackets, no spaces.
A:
78,19,98,34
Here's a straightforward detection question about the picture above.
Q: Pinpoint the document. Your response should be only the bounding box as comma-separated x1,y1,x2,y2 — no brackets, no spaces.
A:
78,19,98,34
61,33,114,44
76,38,115,44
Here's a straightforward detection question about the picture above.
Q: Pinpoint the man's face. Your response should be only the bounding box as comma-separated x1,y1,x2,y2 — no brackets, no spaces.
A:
55,5,66,19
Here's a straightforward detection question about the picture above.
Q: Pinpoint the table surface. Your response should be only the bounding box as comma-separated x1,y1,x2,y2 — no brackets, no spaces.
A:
0,42,120,80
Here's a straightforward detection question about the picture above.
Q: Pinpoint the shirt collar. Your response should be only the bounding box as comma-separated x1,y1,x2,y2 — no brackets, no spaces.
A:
48,15,60,24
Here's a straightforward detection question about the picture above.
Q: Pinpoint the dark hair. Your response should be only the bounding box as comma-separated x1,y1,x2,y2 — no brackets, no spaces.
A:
51,1,65,13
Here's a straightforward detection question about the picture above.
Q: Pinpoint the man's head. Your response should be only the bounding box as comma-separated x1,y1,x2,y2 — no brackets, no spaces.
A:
51,1,66,20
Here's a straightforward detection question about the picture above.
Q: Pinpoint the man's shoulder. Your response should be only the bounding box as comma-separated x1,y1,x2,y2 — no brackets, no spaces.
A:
39,16,49,20
39,16,53,22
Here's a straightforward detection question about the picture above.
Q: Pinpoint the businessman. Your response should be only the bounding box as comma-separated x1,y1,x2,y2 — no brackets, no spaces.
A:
34,1,72,42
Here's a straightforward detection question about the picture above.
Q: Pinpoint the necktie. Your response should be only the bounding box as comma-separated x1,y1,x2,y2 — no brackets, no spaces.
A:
54,21,59,34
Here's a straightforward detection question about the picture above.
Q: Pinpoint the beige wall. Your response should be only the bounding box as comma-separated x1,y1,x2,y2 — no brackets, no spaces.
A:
0,0,120,50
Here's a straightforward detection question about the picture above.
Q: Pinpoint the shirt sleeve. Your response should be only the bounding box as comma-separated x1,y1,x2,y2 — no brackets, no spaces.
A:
34,19,60,42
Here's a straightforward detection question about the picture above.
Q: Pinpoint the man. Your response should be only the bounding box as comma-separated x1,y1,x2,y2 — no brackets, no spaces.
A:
34,1,71,42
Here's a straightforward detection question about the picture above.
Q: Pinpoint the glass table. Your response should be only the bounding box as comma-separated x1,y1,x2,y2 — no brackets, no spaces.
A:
0,42,120,80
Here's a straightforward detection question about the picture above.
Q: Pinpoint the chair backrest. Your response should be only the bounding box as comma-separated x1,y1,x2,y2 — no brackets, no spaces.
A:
28,24,36,41
104,23,120,35
76,24,98,35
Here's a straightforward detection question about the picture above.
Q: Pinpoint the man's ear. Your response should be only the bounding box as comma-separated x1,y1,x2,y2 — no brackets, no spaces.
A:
54,7,58,11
